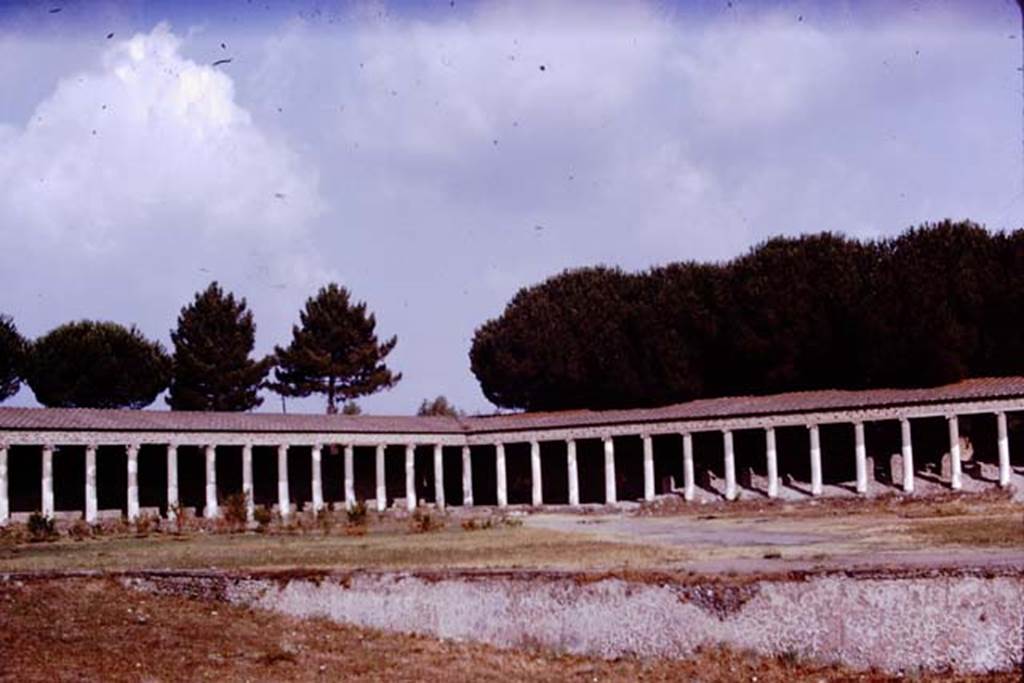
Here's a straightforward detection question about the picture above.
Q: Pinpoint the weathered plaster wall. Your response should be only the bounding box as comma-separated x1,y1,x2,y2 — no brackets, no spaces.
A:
125,569,1024,674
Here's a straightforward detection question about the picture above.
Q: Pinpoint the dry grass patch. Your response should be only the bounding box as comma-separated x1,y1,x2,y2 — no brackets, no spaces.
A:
0,526,690,573
907,514,1024,547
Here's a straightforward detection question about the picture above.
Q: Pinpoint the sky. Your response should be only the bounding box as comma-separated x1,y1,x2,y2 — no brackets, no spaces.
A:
1,0,1023,415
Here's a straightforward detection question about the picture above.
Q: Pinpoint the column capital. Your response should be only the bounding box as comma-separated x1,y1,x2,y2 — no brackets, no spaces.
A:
946,414,958,422
126,442,140,453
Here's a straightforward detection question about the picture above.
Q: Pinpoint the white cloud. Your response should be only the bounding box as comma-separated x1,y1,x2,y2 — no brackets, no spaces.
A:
0,24,328,377
0,24,321,248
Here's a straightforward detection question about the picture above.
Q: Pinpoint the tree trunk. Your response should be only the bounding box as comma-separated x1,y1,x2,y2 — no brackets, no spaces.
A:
326,377,337,414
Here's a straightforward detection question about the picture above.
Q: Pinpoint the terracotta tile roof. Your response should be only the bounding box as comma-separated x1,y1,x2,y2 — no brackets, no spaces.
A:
462,376,1024,434
0,408,463,434
1,377,1022,436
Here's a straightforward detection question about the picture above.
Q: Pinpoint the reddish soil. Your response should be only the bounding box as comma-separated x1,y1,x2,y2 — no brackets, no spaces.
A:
2,576,1015,682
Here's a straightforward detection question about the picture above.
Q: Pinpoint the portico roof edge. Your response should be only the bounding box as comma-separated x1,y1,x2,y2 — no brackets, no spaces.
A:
1,377,1024,439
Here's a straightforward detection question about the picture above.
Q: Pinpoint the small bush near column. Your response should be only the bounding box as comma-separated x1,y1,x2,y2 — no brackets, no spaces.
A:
344,501,368,536
221,493,249,531
253,505,273,531
134,513,161,538
168,504,188,533
410,507,444,533
27,512,57,542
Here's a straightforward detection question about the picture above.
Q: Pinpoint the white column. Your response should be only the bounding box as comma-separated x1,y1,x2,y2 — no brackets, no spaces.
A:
242,443,254,521
809,424,822,497
854,422,867,494
603,437,617,504
530,440,542,507
167,444,179,515
723,430,737,501
204,444,218,518
85,444,97,523
344,444,355,511
126,444,140,522
997,412,1011,488
374,444,386,511
642,434,655,502
495,443,508,508
766,427,778,499
311,444,324,513
461,445,474,507
405,444,417,511
566,440,579,506
277,444,290,519
41,445,54,518
682,433,695,502
900,418,914,494
947,416,962,491
433,444,445,509
0,444,8,525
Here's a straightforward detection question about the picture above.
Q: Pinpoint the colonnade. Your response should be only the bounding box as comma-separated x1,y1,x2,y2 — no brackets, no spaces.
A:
0,409,1016,525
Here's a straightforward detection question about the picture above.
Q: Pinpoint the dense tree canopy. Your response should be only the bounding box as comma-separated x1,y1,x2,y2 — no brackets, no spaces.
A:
470,221,1024,411
417,395,461,417
0,315,26,403
167,282,273,411
25,321,172,409
270,284,401,414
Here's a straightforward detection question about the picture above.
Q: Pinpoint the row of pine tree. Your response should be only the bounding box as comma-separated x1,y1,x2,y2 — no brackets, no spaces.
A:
0,283,401,414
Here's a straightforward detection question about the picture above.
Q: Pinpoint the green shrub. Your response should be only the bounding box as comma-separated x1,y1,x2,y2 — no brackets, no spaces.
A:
410,508,443,534
460,517,493,532
68,519,93,541
316,508,335,534
27,512,56,542
134,512,160,537
346,501,367,527
253,505,273,531
169,503,188,531
222,492,249,529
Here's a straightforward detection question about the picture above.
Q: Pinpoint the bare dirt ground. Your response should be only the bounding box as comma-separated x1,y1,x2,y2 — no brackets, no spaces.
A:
0,576,1015,683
